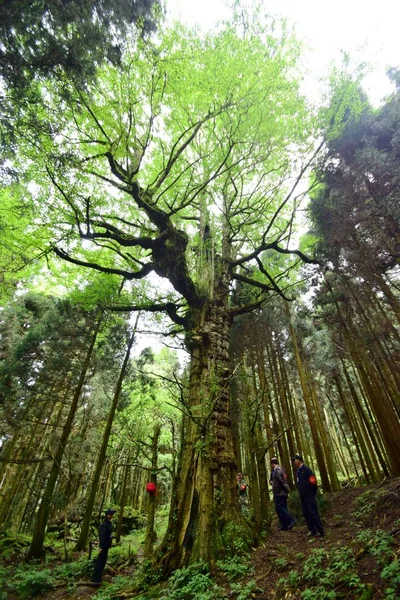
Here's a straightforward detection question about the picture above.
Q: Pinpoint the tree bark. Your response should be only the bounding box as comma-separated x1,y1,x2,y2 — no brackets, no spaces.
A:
157,259,244,574
26,313,103,560
144,424,161,559
75,325,136,551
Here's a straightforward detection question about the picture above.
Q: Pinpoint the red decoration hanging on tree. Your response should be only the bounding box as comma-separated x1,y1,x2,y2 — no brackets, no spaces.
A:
146,482,157,496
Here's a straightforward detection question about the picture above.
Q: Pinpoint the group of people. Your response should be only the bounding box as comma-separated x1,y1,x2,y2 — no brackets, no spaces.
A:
238,454,324,537
91,454,322,585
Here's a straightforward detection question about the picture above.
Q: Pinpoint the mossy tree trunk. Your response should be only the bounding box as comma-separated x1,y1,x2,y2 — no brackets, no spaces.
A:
158,258,244,574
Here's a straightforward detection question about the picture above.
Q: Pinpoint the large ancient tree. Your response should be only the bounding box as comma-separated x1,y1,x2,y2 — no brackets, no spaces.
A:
11,20,321,566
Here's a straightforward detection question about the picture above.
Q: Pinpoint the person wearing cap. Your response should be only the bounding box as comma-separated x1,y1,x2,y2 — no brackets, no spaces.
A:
291,454,324,537
91,509,116,584
270,457,296,531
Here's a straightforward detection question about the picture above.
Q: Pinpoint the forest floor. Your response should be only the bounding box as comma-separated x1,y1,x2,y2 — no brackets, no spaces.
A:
248,476,400,599
1,477,399,599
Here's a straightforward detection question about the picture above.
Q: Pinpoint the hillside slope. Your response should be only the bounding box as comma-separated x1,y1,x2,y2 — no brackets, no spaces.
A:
250,477,400,599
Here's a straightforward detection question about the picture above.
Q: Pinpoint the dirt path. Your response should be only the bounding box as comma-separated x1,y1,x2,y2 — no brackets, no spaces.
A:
250,477,400,599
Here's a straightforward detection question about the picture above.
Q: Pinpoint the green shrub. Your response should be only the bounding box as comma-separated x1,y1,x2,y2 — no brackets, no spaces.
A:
92,575,136,600
356,529,395,566
230,580,259,600
274,557,289,570
54,557,92,580
12,568,54,598
0,534,31,560
159,562,224,600
352,490,378,520
215,522,252,558
381,559,400,600
133,559,163,589
216,554,253,581
277,546,366,599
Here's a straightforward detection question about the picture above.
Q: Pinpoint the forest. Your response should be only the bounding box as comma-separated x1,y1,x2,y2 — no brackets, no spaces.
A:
0,1,399,599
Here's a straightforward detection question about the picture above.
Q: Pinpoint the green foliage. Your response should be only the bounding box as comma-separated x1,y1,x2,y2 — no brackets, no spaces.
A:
229,580,259,600
320,62,369,142
92,575,137,600
0,534,31,560
215,522,253,558
381,560,400,599
352,490,377,520
278,546,366,599
53,557,92,580
274,557,289,570
216,555,253,581
9,568,54,598
356,529,395,565
355,529,399,598
134,559,163,589
159,562,224,600
0,0,159,91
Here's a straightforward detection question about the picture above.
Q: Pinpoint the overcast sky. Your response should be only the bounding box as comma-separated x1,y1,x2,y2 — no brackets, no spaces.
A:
167,0,400,105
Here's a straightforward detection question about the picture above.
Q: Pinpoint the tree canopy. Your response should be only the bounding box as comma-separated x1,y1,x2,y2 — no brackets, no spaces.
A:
0,3,399,591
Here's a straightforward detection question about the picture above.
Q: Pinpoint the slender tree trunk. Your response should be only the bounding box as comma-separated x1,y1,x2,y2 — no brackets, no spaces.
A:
286,310,331,491
26,313,103,560
254,423,270,520
340,361,384,480
307,375,340,492
115,451,131,545
326,278,400,476
326,392,361,484
75,326,136,551
144,424,161,559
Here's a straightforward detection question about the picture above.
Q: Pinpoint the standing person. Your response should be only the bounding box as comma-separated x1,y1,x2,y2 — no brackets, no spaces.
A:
236,472,249,515
270,457,296,531
91,509,116,584
291,454,324,537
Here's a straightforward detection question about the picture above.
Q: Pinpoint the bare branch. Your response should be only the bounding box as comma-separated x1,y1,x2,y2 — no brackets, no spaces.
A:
52,246,154,280
260,423,295,459
262,139,325,242
231,272,274,292
109,301,187,327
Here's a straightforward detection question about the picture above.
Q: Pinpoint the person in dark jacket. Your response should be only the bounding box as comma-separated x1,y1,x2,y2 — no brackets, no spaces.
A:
91,509,116,584
270,457,296,531
291,454,324,537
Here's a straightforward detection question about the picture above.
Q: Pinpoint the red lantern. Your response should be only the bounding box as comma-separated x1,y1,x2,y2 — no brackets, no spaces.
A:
146,482,157,496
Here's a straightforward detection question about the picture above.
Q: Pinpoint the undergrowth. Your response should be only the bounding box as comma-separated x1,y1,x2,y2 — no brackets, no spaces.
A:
275,527,400,600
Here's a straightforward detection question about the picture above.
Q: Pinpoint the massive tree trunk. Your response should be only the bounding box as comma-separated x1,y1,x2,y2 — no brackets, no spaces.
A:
158,258,244,573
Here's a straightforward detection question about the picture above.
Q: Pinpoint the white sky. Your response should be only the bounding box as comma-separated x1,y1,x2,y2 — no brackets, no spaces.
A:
167,0,400,105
